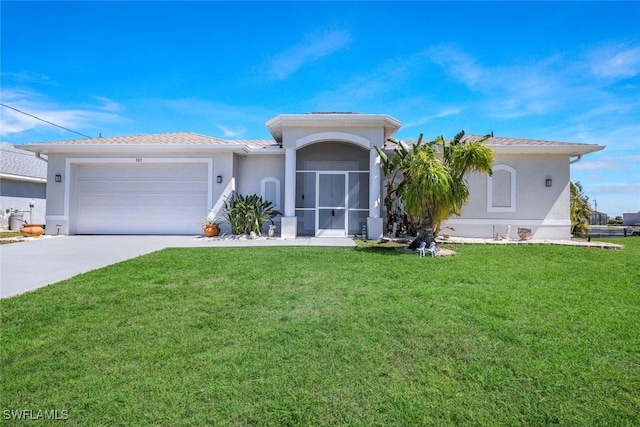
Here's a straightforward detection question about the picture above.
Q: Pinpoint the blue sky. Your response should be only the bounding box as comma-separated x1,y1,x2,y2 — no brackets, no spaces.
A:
1,1,639,216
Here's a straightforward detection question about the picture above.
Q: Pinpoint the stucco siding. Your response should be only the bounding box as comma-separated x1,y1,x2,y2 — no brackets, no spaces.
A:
282,127,384,150
46,155,66,216
445,154,572,239
296,143,369,170
236,154,284,205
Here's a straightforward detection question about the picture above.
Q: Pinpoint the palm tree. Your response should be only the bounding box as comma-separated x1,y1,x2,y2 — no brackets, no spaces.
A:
570,181,592,237
378,131,494,249
375,142,402,233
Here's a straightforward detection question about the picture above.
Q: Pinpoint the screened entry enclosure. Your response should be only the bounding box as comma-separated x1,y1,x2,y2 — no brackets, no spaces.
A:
295,166,369,237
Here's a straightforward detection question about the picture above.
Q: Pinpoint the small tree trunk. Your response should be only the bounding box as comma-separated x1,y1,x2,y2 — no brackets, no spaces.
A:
408,215,435,250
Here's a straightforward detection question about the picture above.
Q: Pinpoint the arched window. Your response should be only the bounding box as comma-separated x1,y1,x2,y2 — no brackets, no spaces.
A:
261,177,281,212
487,164,516,212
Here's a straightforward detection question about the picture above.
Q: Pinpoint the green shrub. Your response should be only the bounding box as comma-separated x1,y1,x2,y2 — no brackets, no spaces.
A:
223,192,282,235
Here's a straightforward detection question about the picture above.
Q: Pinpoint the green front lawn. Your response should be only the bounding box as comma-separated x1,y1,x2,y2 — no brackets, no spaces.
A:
1,240,639,425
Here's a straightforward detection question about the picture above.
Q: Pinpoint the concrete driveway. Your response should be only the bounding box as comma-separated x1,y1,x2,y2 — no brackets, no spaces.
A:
0,235,356,299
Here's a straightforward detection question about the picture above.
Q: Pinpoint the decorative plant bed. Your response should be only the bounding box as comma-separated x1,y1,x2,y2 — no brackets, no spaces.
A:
20,224,44,237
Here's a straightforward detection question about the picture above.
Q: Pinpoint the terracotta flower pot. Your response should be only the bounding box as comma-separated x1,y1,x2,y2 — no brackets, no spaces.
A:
20,224,44,238
203,223,220,237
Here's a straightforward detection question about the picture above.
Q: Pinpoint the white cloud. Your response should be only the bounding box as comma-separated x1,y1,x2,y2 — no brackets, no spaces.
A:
571,160,619,171
425,44,483,89
0,89,124,137
0,71,55,85
154,97,273,138
592,184,640,195
572,153,640,171
428,44,630,121
588,43,640,80
216,124,246,138
94,96,124,112
403,107,463,128
425,44,571,119
266,27,351,80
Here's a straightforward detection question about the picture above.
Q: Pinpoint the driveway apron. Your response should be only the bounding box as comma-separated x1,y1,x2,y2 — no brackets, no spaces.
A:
0,236,184,299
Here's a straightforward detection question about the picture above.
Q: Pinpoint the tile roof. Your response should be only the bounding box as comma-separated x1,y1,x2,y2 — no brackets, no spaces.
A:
15,131,601,155
393,134,597,147
465,135,597,147
0,142,47,180
19,132,279,149
28,132,241,145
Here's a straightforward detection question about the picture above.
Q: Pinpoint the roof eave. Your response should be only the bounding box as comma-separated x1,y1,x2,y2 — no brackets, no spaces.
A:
244,146,285,155
15,144,248,155
265,113,402,143
490,144,605,155
0,173,47,183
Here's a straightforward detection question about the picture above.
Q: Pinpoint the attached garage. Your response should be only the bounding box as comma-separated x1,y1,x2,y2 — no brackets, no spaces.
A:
72,161,211,235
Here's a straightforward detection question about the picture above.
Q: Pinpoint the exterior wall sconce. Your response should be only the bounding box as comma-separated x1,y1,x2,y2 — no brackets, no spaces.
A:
216,175,222,184
545,178,553,187
55,174,62,183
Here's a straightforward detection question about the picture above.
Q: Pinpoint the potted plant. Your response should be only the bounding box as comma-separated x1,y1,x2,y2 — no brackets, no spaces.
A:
202,219,220,237
20,221,44,237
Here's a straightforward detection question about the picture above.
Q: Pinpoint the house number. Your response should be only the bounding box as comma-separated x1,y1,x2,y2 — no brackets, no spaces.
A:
135,158,143,163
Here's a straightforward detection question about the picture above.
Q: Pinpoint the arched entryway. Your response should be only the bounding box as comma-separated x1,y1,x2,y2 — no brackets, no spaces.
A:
295,142,370,237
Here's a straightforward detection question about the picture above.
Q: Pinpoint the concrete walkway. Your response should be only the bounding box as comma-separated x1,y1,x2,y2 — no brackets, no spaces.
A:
0,235,356,299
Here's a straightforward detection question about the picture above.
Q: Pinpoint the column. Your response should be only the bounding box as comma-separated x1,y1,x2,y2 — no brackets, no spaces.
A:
281,148,297,238
367,148,383,239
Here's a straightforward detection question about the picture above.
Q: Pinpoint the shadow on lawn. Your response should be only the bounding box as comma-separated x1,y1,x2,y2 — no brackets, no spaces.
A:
354,241,410,256
355,241,459,258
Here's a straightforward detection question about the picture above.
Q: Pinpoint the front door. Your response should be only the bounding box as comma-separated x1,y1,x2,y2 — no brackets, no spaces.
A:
316,172,347,237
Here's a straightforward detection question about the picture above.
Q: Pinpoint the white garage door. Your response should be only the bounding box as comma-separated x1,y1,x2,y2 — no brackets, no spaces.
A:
75,163,209,234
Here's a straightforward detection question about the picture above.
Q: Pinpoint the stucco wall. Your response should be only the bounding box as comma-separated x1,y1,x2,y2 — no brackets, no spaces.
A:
235,154,285,207
444,154,571,239
46,155,66,217
282,127,385,150
232,154,284,235
296,143,369,170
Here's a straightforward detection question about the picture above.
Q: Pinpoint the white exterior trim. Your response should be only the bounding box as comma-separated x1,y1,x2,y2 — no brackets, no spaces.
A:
261,177,281,211
0,173,46,183
296,132,371,150
369,148,381,218
284,149,296,217
487,164,516,213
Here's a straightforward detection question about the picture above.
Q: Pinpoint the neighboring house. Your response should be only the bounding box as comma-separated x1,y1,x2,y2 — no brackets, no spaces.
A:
623,211,640,226
589,211,609,226
0,142,47,228
15,113,604,239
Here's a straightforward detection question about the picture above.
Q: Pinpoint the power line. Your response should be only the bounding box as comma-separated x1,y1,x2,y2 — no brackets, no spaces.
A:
1,103,93,139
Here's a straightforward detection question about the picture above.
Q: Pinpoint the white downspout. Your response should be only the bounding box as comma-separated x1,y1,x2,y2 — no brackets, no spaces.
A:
569,154,582,164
